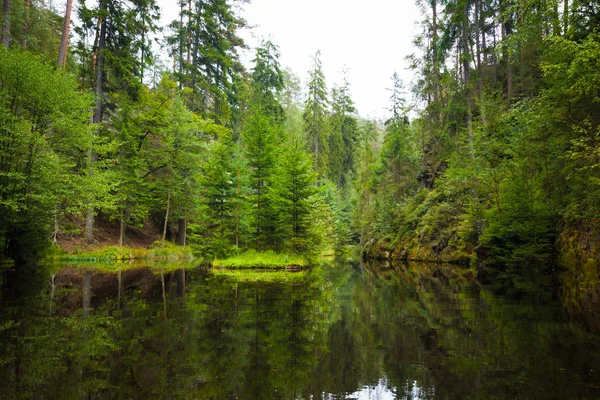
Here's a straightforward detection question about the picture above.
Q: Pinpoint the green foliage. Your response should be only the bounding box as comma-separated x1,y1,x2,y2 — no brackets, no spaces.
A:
270,132,321,253
0,49,92,262
304,51,330,176
212,249,308,269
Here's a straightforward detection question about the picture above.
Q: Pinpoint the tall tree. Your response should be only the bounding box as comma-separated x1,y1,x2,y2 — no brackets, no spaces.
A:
167,0,246,123
328,70,358,188
304,51,329,176
58,0,74,67
2,0,10,47
271,132,320,253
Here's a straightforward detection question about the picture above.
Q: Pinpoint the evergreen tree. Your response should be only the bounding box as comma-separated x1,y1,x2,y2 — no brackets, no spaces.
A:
271,132,319,253
166,0,246,123
304,51,329,176
243,110,277,249
328,70,358,188
198,129,243,257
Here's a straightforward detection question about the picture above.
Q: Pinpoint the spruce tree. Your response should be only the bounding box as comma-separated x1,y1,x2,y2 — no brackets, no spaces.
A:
304,51,329,176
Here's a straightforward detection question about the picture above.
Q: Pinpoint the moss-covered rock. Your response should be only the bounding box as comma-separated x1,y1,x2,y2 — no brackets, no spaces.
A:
557,219,600,330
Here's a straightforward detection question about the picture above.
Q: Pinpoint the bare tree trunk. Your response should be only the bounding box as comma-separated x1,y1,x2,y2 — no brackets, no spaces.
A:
2,0,10,48
86,3,107,244
463,0,481,236
475,0,487,127
162,186,171,245
432,0,439,106
235,167,240,248
187,0,191,63
176,218,186,246
500,1,513,101
58,0,73,68
119,216,124,247
52,204,60,243
21,0,31,48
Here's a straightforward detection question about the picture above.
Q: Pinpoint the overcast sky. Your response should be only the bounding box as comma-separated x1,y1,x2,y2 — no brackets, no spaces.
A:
158,0,422,119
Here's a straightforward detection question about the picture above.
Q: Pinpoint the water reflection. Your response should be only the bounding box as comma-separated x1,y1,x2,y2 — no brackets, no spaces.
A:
0,260,599,399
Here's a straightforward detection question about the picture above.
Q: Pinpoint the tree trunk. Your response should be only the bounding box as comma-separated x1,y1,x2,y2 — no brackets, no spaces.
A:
176,218,186,246
235,167,240,248
475,0,487,127
119,216,125,247
21,0,31,48
86,3,107,244
93,8,107,125
162,186,171,245
432,0,439,107
500,1,514,101
58,0,73,68
2,0,10,48
462,1,474,163
463,0,481,236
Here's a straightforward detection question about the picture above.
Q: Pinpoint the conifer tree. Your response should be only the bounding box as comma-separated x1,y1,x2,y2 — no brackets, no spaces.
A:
271,132,319,253
304,51,329,176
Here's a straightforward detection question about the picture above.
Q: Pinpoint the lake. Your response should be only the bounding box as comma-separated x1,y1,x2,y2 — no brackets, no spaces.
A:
1,259,599,399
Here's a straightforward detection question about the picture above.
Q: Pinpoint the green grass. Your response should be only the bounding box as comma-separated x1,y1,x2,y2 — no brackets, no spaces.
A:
48,258,201,274
48,241,195,263
212,268,308,283
212,250,308,269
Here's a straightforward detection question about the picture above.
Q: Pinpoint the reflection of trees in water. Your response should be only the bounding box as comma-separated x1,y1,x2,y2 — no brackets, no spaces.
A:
0,261,599,399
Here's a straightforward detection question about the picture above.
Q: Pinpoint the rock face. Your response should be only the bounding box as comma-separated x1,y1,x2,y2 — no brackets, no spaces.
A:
363,235,471,264
557,219,600,331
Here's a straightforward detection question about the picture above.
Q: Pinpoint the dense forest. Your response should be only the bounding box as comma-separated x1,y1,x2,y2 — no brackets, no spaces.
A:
1,0,599,289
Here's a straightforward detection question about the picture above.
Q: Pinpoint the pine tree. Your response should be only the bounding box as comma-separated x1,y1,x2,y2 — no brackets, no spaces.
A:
198,130,241,257
271,132,320,253
328,70,358,188
304,51,329,176
243,111,277,249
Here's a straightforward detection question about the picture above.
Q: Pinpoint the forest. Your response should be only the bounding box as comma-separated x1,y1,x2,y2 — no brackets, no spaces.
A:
0,0,599,289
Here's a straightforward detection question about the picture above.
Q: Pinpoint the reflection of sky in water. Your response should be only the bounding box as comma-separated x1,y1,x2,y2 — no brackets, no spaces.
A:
339,378,428,400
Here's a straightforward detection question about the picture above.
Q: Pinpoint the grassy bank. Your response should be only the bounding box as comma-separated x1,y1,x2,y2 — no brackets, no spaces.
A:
212,250,309,269
212,268,308,283
48,241,195,262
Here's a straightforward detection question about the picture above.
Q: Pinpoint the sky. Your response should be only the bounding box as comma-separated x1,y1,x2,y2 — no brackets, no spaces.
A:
158,0,423,119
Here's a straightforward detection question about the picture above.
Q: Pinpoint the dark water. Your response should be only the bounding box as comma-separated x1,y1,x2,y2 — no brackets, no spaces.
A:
1,260,599,399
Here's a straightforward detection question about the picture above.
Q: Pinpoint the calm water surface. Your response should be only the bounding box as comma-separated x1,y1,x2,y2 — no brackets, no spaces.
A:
1,259,599,399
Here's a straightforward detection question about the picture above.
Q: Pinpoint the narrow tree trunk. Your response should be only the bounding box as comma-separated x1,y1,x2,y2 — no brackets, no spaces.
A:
187,0,191,64
21,0,31,48
475,0,487,127
86,4,107,244
463,2,475,163
463,0,481,236
162,186,171,245
235,167,240,248
176,218,186,246
93,10,106,125
58,0,73,68
119,215,124,247
2,0,10,48
52,204,60,243
500,2,513,101
432,0,439,107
